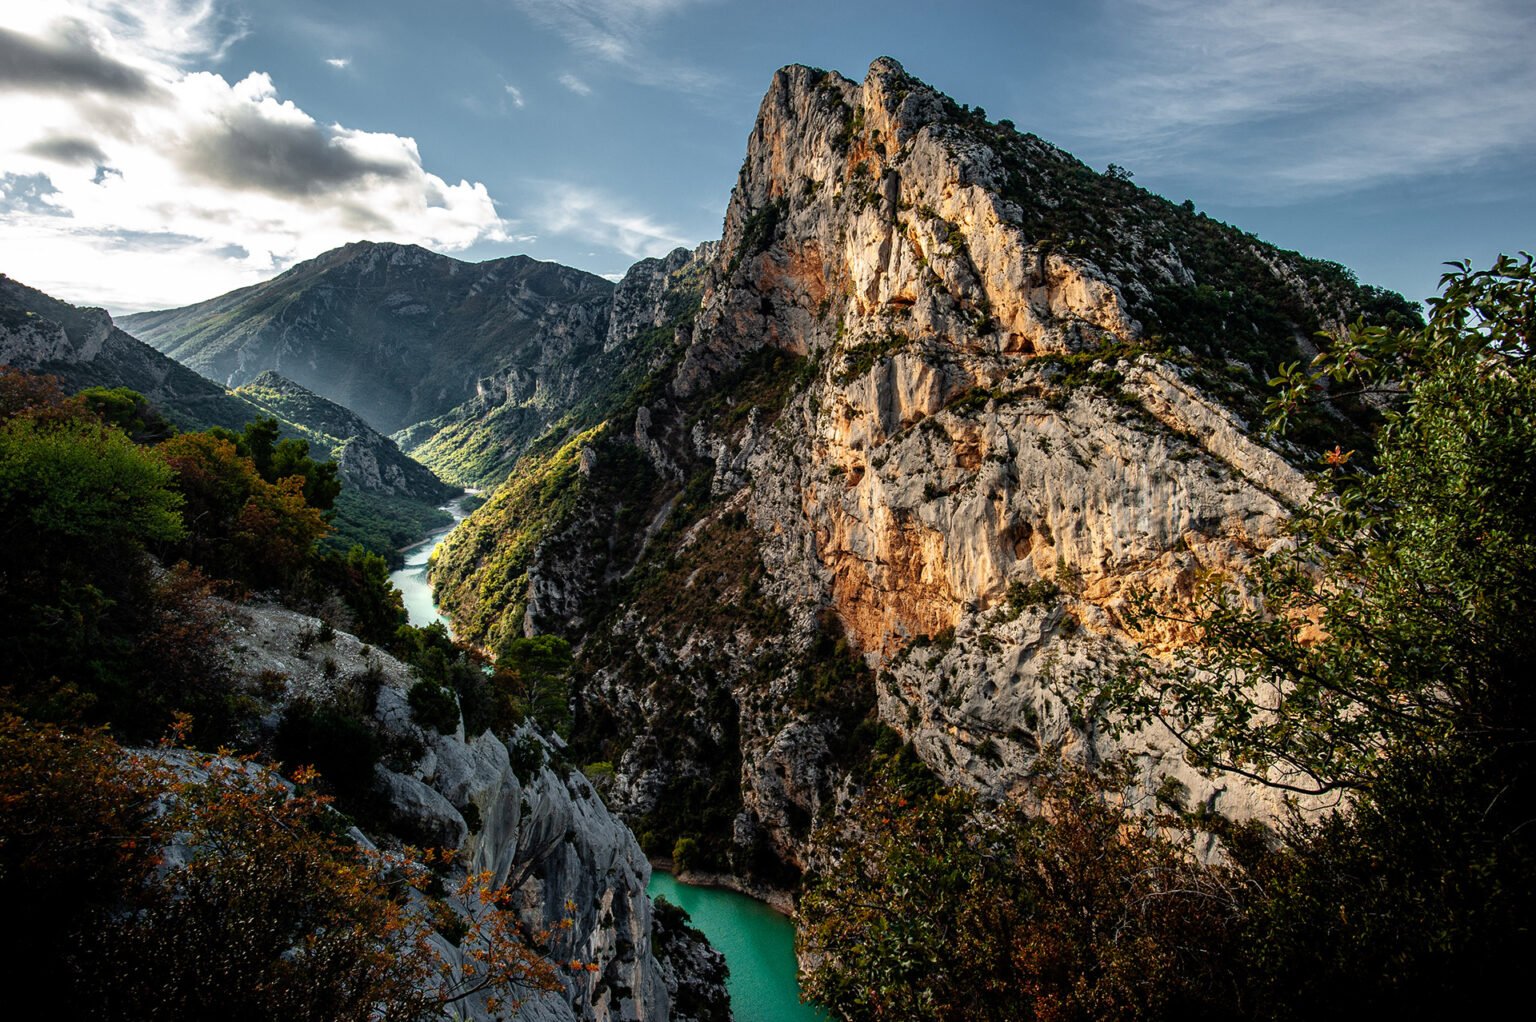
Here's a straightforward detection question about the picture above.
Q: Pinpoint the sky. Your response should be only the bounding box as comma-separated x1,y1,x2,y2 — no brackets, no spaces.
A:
1,0,1532,315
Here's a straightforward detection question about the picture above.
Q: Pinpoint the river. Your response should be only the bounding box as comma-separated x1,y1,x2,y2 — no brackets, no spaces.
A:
388,494,475,634
648,872,827,1022
389,503,823,1021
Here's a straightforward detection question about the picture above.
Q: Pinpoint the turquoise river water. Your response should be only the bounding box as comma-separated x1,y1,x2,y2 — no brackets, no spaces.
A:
387,496,472,635
648,872,827,1022
390,503,823,1021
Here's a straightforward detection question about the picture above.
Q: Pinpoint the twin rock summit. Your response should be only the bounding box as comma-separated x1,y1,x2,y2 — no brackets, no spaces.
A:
1,59,1413,1022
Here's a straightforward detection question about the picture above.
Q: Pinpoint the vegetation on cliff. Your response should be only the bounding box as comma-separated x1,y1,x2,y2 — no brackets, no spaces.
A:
0,368,583,1017
800,255,1536,1019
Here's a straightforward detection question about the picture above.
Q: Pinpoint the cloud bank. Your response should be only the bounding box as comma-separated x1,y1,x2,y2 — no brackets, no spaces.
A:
0,1,513,310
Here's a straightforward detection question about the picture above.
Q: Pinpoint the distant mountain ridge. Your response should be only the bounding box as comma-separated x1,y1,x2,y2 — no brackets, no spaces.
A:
1,273,257,433
1,276,455,559
121,242,617,436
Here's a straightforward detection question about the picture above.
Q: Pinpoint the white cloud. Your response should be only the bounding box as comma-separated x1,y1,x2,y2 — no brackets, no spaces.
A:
558,72,591,96
534,182,690,260
511,0,719,93
0,1,514,310
505,83,524,107
324,56,349,69
1078,0,1536,199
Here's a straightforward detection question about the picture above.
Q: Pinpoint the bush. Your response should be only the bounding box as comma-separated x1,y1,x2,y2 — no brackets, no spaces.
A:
273,699,382,810
671,836,701,875
407,680,460,735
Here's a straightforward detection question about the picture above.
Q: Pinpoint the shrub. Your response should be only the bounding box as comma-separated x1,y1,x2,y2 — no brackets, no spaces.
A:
407,680,460,735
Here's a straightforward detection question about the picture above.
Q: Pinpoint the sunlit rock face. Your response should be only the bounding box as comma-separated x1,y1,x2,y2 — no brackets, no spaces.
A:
432,58,1405,887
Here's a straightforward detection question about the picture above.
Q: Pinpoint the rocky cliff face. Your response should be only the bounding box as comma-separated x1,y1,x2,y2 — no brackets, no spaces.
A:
430,60,1418,888
226,600,726,1022
1,274,256,431
405,242,716,490
121,243,616,440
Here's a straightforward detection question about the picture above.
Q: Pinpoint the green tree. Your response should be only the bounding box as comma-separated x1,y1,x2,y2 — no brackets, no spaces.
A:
157,430,328,589
210,416,342,512
76,385,175,442
495,634,574,736
1101,253,1536,796
0,399,185,713
1091,253,1536,1015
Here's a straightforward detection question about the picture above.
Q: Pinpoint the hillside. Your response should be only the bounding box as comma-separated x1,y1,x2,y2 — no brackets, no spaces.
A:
234,370,453,504
426,58,1420,888
1,273,258,433
121,243,617,437
0,277,456,559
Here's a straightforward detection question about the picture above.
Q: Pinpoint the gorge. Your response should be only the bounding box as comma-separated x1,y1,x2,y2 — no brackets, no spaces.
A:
8,48,1521,1022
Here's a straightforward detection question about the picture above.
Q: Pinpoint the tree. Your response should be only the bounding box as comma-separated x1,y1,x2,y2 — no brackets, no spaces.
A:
157,430,328,589
799,762,1243,1022
0,394,185,714
495,635,574,736
77,385,175,442
1098,253,1536,796
1088,253,1536,1015
210,416,341,512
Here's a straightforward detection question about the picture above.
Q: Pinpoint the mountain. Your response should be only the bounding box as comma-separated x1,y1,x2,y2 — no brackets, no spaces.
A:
1,273,257,432
426,59,1419,890
0,276,455,559
234,370,452,504
121,243,617,437
400,243,716,487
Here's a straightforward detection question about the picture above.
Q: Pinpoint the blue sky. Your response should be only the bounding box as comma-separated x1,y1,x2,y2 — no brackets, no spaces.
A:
1,0,1532,313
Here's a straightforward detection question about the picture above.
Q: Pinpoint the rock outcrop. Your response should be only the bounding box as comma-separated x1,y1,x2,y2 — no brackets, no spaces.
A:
226,600,725,1021
427,58,1417,892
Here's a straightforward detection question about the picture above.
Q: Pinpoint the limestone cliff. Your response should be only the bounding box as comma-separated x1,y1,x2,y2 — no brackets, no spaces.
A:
429,60,1419,888
225,600,727,1022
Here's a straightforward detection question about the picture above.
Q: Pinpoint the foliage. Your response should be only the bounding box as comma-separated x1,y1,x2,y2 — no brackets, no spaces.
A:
209,415,341,512
77,385,175,442
0,714,160,997
1224,736,1536,1017
495,634,574,737
274,698,384,811
158,430,329,590
0,718,562,1020
294,544,408,646
1099,254,1536,796
324,488,452,564
407,680,461,734
800,761,1242,1022
1076,254,1536,1016
430,423,602,647
791,613,877,735
671,836,701,874
0,385,188,722
393,621,496,736
0,402,184,559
